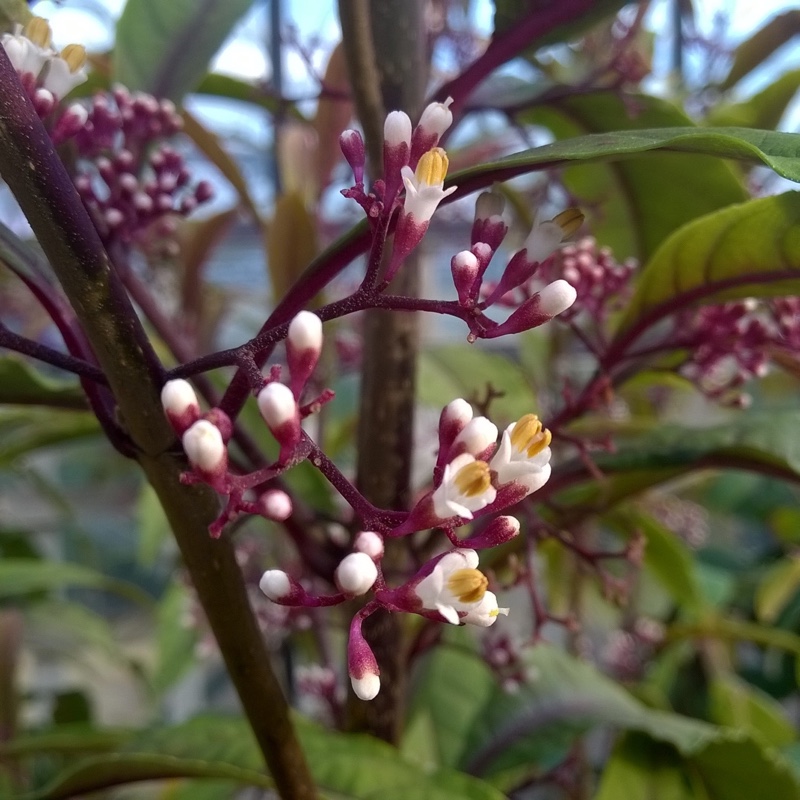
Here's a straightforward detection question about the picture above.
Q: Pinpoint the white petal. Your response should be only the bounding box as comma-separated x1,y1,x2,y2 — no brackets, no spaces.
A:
436,602,461,625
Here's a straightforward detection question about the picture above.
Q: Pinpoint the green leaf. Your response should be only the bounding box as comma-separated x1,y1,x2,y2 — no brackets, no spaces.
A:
614,193,800,340
522,93,747,260
756,556,800,624
709,69,800,131
196,72,304,119
720,10,800,90
152,581,197,693
418,345,535,422
0,559,153,608
114,0,256,102
0,408,99,466
0,357,85,408
595,733,699,800
710,675,796,748
136,483,172,567
0,0,31,29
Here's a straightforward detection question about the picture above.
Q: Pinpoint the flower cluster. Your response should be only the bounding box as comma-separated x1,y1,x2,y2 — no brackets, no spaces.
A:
1,17,89,144
71,86,213,248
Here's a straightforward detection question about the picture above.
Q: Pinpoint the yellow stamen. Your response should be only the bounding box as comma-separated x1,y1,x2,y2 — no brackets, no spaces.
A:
510,414,552,458
551,208,584,238
61,44,87,73
447,568,488,603
454,460,492,497
25,17,52,48
415,147,449,186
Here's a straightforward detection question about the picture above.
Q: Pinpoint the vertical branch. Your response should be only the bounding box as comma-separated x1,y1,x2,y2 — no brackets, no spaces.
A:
338,0,427,743
0,51,317,800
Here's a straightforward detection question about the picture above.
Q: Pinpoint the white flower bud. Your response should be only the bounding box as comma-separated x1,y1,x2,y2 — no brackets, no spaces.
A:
258,489,293,521
453,416,498,455
384,110,412,147
351,671,381,701
161,379,198,417
257,382,297,428
538,280,577,317
354,531,384,559
182,420,226,473
417,96,453,138
442,398,473,427
335,552,378,596
288,311,323,352
259,570,291,601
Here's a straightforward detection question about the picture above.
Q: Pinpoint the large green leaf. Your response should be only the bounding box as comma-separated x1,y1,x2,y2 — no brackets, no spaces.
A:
709,69,800,131
0,559,153,608
15,715,504,800
614,192,800,341
114,0,256,101
0,408,99,466
0,357,86,408
521,93,746,260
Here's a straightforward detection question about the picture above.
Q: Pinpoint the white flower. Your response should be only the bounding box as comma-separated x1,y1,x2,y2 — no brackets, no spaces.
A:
461,591,509,627
523,208,584,264
335,552,378,596
259,570,291,601
490,414,552,494
401,147,457,224
414,549,491,625
538,279,577,317
431,453,496,521
2,18,50,76
42,44,87,99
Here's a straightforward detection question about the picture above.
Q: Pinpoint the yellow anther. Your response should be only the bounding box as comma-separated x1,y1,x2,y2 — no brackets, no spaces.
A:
551,208,584,238
25,17,52,48
61,44,87,73
447,568,488,604
454,460,492,498
415,147,449,186
510,414,552,458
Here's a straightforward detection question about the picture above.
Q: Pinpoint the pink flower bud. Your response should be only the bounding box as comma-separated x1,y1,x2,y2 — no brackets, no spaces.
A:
348,616,380,700
436,398,473,475
182,420,227,475
382,110,412,205
451,250,480,306
161,378,200,433
340,129,365,184
538,279,577,317
335,552,378,596
354,531,384,559
258,489,293,521
458,515,520,550
286,311,323,398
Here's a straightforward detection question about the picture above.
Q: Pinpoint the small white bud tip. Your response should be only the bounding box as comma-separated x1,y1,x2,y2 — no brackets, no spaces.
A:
259,489,293,521
354,531,384,559
418,96,454,137
161,379,198,416
259,570,292,601
454,416,499,455
288,311,323,352
351,672,381,701
182,420,225,473
443,398,473,426
335,552,378,596
257,382,297,427
538,280,577,317
384,110,412,147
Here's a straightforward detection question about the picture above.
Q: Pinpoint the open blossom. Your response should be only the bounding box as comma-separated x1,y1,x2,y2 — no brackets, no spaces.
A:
400,147,457,224
413,549,508,626
490,414,552,494
431,453,496,521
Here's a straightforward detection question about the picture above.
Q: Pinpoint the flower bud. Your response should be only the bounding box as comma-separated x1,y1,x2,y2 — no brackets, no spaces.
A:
459,515,521,550
538,279,578,317
258,489,293,521
410,96,454,165
340,129,366,184
162,379,200,433
286,311,323,398
383,111,412,148
348,616,380,700
452,416,498,459
182,420,226,475
259,569,292,601
257,381,301,458
451,250,480,307
354,530,384,559
335,552,378,596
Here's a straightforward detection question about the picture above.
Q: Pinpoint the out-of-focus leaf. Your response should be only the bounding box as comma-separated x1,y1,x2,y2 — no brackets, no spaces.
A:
114,0,256,102
0,0,30,29
595,733,699,800
710,675,796,748
152,582,197,693
492,0,629,48
267,193,318,303
709,69,800,130
667,617,800,659
313,42,353,191
756,556,800,624
769,507,800,545
181,110,258,217
0,559,153,608
136,483,172,567
418,345,534,422
0,408,99,466
614,193,800,340
720,10,800,90
0,356,86,408
196,72,306,119
523,93,746,260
